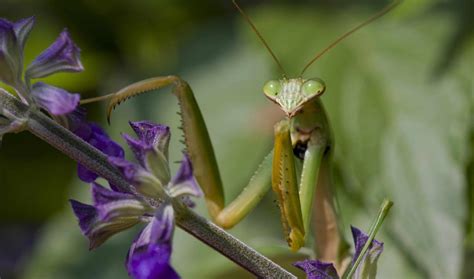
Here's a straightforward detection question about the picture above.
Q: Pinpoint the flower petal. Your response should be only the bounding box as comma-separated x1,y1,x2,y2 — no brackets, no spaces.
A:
75,123,124,184
350,226,384,279
88,123,124,158
126,204,178,279
168,154,202,198
13,16,34,51
293,259,339,279
64,106,91,137
31,82,80,115
109,156,164,198
108,156,140,182
129,204,175,250
92,182,150,222
0,18,21,85
26,29,83,79
122,133,153,167
127,242,179,279
150,203,175,243
69,199,97,234
129,121,170,158
77,164,99,182
143,147,170,186
70,198,140,250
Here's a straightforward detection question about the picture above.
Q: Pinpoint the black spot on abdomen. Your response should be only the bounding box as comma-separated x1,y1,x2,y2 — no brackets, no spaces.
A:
293,141,307,160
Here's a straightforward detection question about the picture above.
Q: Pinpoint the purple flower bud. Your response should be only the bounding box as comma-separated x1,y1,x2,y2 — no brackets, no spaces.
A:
122,121,172,188
129,121,170,158
26,29,83,79
30,82,80,115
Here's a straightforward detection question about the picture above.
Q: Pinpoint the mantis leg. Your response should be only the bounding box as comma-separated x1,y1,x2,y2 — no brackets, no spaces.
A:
298,140,325,235
272,120,305,251
105,76,273,228
298,129,350,269
106,76,224,218
215,152,272,229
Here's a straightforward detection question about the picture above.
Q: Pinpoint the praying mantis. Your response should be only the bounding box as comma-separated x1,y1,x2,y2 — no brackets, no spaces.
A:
82,0,399,269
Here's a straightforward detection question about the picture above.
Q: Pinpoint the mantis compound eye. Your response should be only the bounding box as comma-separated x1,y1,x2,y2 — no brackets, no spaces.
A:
302,78,325,97
263,80,281,98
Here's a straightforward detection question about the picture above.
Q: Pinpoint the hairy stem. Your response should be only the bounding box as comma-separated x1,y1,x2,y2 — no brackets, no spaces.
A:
0,92,295,278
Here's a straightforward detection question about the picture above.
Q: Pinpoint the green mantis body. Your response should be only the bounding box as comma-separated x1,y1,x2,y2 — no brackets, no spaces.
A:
86,0,400,270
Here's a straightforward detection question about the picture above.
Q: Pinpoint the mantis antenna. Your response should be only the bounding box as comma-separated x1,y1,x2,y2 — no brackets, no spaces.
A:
233,0,287,77
300,0,401,76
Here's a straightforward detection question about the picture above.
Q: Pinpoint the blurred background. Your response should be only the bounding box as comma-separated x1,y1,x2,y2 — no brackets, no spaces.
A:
0,0,472,278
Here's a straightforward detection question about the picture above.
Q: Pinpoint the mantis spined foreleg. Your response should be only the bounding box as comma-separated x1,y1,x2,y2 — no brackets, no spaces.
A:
99,75,274,227
82,0,400,270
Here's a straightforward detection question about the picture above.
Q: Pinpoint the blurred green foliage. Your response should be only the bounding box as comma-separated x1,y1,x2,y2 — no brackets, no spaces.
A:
0,0,472,278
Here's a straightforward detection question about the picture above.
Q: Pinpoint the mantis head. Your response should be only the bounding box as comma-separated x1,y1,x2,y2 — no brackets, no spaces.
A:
263,78,325,117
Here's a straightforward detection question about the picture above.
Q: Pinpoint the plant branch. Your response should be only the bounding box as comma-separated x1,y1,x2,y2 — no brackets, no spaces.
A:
0,91,295,278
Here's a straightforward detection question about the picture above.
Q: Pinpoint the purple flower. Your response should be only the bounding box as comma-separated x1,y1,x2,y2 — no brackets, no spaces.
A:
73,118,125,184
0,17,33,86
294,226,384,279
111,121,202,200
294,260,339,279
350,226,383,279
30,82,80,115
71,122,202,279
70,183,147,249
26,29,83,79
0,16,82,119
126,204,179,279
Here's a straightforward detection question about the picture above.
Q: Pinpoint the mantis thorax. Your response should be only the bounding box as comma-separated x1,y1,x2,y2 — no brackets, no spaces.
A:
263,77,325,117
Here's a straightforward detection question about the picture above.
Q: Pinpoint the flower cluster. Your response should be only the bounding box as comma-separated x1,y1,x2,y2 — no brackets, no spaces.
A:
294,226,383,279
0,16,83,140
0,16,125,186
0,17,202,278
71,121,202,279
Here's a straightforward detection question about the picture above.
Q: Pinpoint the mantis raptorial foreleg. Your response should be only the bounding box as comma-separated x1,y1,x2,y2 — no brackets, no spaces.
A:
105,76,225,218
272,120,305,251
103,76,274,229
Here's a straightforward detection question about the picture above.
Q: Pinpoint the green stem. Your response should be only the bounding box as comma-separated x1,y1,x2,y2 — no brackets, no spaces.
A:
342,199,393,279
0,91,296,279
